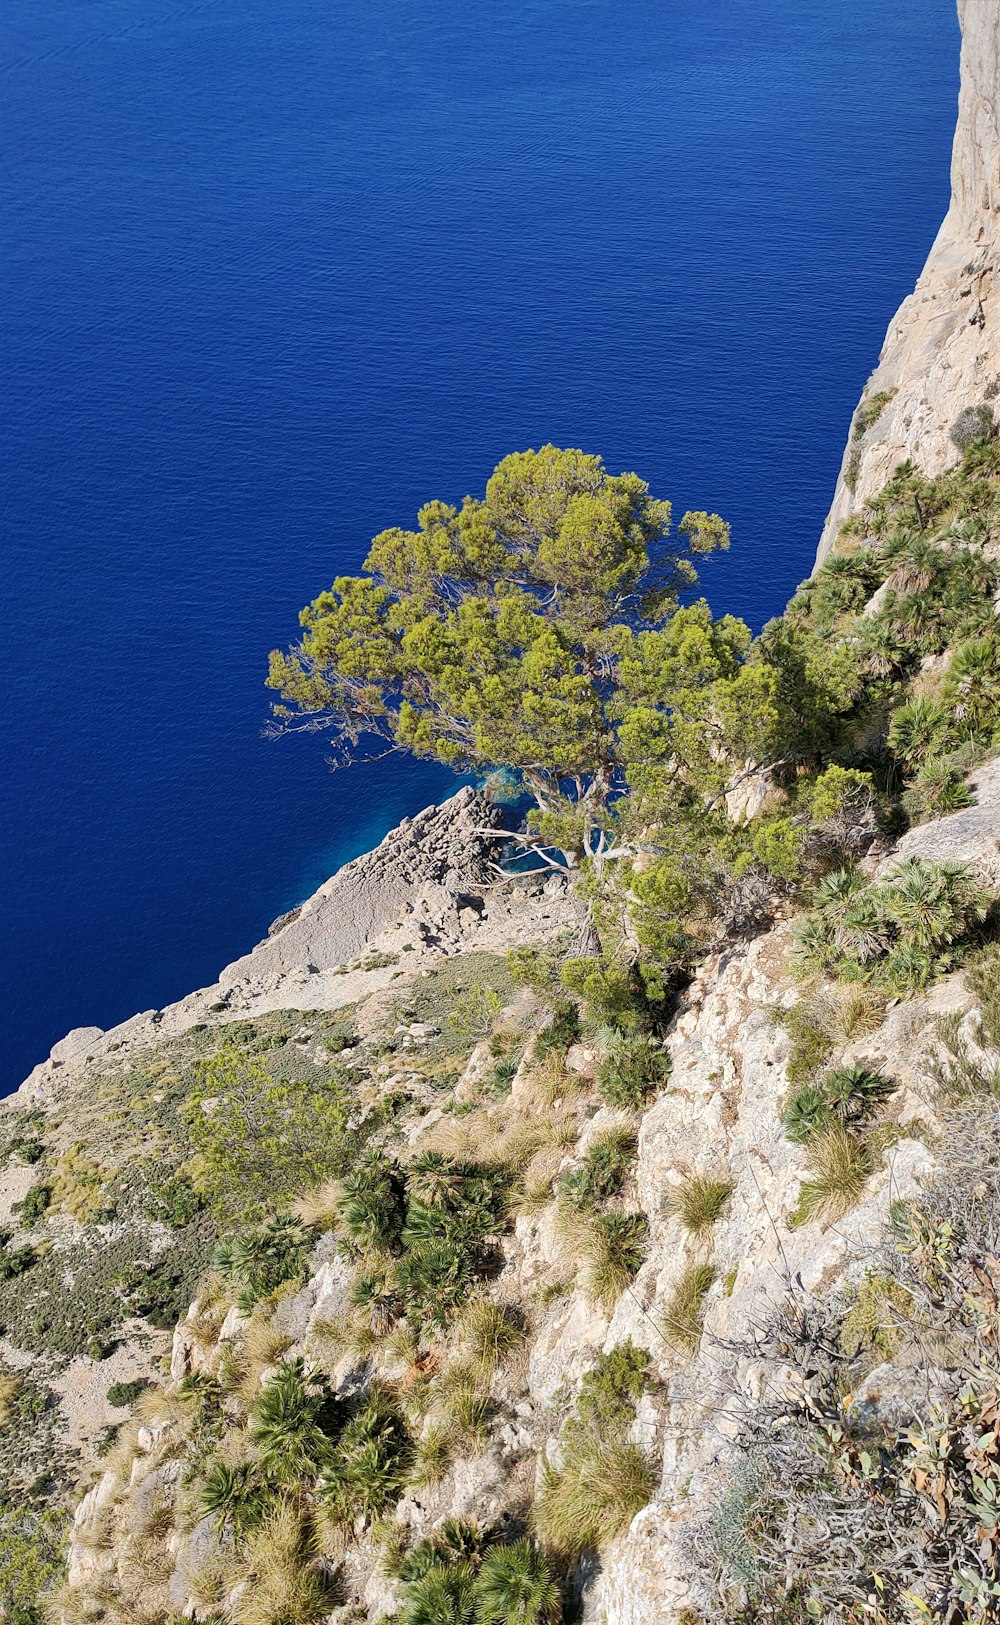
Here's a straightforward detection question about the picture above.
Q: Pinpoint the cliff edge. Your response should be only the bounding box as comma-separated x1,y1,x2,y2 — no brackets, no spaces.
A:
817,0,1000,560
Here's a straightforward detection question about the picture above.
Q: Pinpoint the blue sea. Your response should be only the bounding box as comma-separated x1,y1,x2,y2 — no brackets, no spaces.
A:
2,0,960,1090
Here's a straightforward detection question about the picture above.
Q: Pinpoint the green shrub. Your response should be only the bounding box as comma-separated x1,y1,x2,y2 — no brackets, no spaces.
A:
853,388,895,438
558,1125,635,1211
462,1299,528,1377
105,1378,148,1409
213,1215,309,1313
597,1036,670,1109
320,1386,411,1522
446,984,504,1041
795,858,990,991
249,1358,335,1484
783,1065,894,1144
12,1183,50,1225
533,1001,581,1061
475,1538,561,1625
185,1041,357,1223
151,1174,202,1227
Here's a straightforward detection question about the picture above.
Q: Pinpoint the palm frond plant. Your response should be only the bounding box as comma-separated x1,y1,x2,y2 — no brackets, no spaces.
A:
475,1538,562,1624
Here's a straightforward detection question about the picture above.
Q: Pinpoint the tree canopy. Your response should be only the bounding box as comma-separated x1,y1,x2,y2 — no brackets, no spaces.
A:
267,447,811,855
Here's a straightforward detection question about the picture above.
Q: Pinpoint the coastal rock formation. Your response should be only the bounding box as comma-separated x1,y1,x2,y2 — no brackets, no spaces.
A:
817,0,1000,560
15,786,577,1109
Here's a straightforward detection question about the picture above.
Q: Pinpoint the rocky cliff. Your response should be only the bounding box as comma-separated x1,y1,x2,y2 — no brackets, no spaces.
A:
817,0,1000,561
6,6,1000,1622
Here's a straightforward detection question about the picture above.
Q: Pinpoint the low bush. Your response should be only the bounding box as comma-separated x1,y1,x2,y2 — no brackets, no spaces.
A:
950,401,995,451
783,1064,895,1143
105,1378,149,1410
558,1124,635,1211
597,1035,670,1109
462,1298,528,1377
213,1215,309,1314
794,857,990,993
14,1184,51,1225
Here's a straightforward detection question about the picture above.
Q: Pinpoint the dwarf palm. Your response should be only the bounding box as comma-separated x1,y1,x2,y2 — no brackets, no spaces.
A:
943,635,1000,729
404,1562,479,1625
887,696,947,771
475,1539,562,1624
250,1359,332,1482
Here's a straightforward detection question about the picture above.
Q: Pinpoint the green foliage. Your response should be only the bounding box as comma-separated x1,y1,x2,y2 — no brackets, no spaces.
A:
559,955,665,1032
853,388,896,438
0,1504,64,1625
446,984,504,1041
185,1041,356,1223
597,1034,670,1109
462,1299,528,1377
13,1184,51,1225
795,857,990,992
0,1235,37,1282
558,1125,635,1211
532,1001,581,1061
201,1458,270,1538
576,1211,647,1308
783,1065,895,1144
839,1272,911,1361
320,1385,411,1522
269,446,733,860
151,1173,203,1226
250,1358,336,1484
475,1539,561,1624
105,1377,148,1409
213,1214,310,1313
337,1156,407,1258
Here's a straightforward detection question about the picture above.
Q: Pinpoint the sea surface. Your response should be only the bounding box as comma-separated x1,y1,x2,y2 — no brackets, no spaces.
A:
2,0,960,1090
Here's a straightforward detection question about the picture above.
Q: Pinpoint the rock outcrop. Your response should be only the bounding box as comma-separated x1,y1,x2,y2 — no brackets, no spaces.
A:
15,785,577,1109
817,0,1000,561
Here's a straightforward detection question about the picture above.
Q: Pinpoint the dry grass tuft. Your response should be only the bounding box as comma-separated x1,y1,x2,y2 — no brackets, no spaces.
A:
534,1437,656,1554
665,1172,733,1235
291,1178,342,1230
791,1125,878,1226
462,1297,529,1378
662,1261,715,1355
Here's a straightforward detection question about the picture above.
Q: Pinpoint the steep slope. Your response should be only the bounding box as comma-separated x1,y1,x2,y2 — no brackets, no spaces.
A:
818,0,1000,560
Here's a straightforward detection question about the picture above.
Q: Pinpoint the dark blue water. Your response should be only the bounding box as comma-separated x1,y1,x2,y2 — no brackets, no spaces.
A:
2,0,959,1089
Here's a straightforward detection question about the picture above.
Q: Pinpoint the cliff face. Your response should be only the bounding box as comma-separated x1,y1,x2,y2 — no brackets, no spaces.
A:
817,0,1000,560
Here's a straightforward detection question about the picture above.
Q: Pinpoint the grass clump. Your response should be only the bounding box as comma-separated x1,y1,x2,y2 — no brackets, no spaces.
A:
462,1298,528,1378
790,1125,879,1227
665,1172,733,1234
573,1211,647,1309
662,1262,715,1355
533,1342,654,1556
